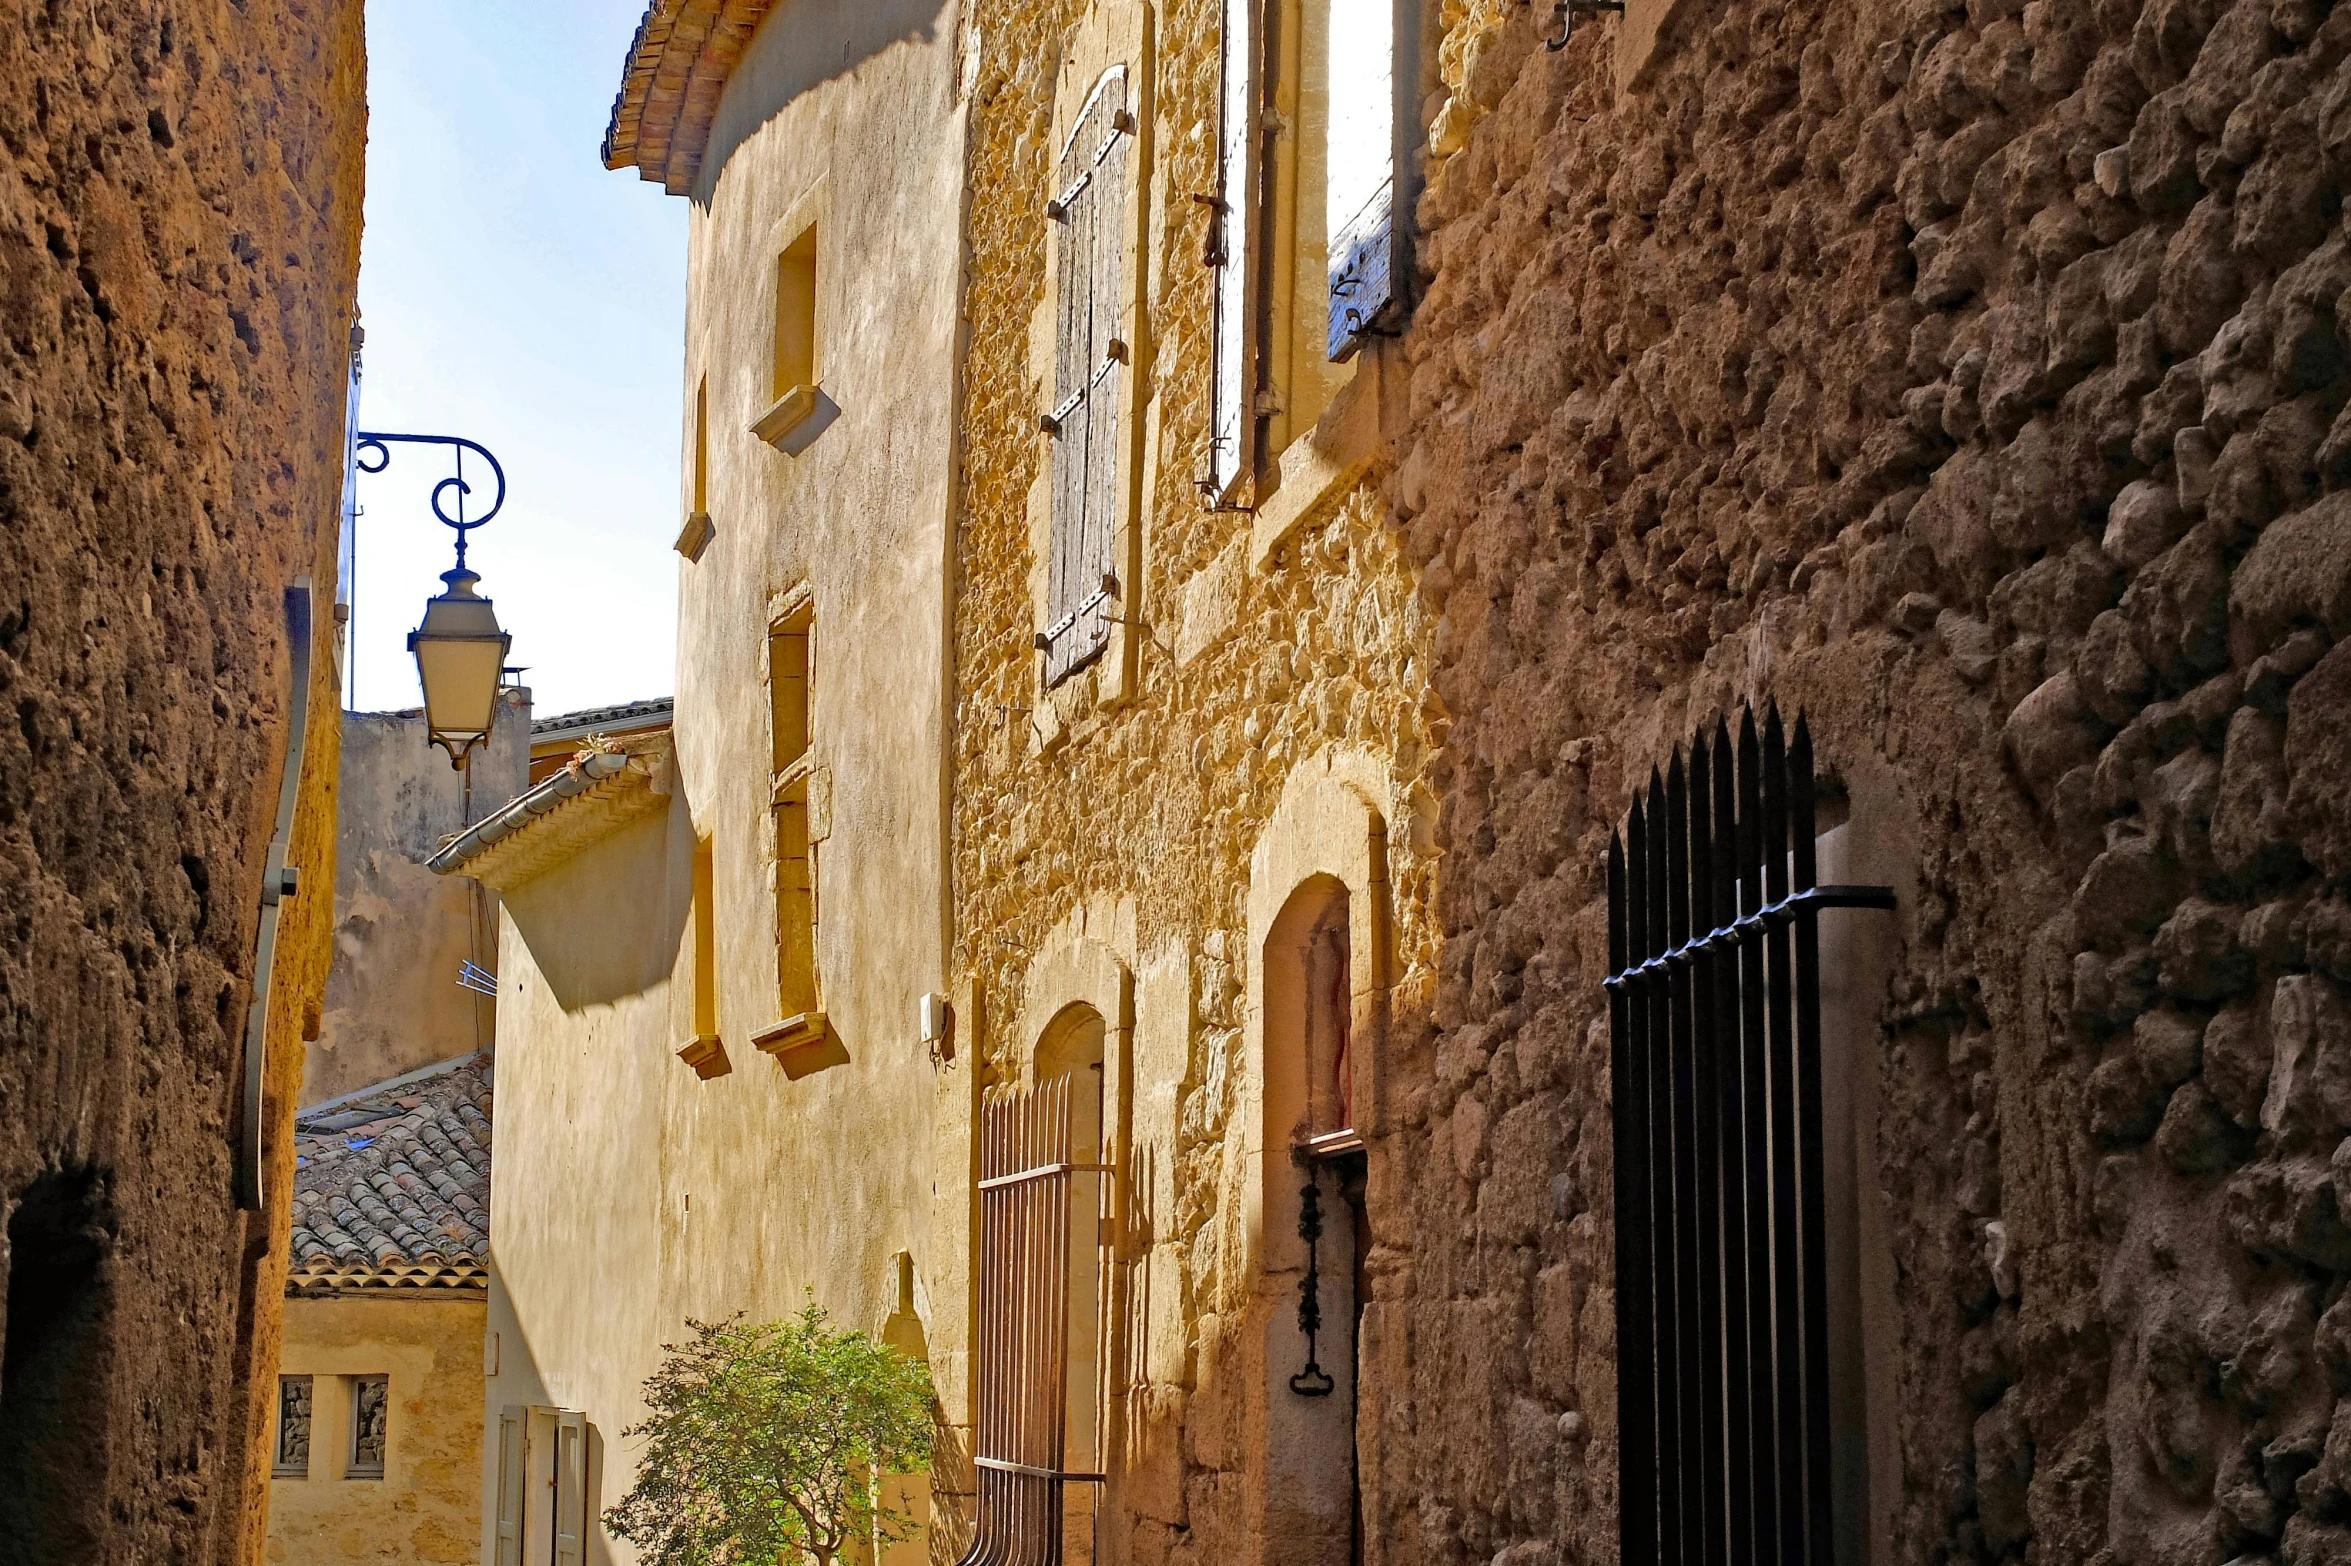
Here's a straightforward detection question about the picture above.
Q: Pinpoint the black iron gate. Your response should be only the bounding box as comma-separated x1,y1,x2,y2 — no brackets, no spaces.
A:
1606,707,1892,1566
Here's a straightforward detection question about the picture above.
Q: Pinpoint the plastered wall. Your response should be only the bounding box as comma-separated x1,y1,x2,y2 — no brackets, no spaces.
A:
485,4,969,1560
0,3,364,1563
267,1297,487,1566
308,700,530,1107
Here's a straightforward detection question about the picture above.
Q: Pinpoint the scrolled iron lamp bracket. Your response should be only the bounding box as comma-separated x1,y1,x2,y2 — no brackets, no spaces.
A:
352,431,507,568
1289,1171,1338,1397
1542,0,1625,50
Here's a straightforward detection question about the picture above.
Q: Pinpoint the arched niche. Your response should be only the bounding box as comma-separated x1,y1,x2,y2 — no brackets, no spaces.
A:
1240,750,1391,1566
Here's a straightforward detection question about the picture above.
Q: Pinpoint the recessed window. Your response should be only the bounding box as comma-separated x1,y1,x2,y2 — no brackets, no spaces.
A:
774,223,819,399
692,372,710,513
1208,0,1403,501
274,1376,313,1478
693,835,719,1041
346,1375,388,1480
769,607,817,1023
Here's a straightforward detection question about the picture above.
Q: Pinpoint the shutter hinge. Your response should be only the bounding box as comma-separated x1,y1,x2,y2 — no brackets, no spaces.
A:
1253,387,1284,417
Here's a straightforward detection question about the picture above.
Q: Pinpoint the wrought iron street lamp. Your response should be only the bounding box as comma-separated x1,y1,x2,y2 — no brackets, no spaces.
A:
353,431,514,767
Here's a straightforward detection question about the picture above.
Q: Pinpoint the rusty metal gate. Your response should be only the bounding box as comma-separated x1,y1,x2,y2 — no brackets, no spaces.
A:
957,1076,1109,1566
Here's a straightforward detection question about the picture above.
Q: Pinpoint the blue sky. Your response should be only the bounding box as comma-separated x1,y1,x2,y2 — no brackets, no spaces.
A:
348,1,683,720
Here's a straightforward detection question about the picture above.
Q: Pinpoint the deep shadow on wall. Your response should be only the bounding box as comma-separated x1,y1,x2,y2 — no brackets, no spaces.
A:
1389,0,2351,1562
0,2,365,1562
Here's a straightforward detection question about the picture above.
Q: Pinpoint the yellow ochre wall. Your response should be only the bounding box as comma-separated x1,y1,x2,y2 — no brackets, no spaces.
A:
482,3,970,1561
266,1296,487,1565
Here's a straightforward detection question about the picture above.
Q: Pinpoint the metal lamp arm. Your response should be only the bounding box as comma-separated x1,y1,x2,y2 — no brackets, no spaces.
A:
352,431,508,567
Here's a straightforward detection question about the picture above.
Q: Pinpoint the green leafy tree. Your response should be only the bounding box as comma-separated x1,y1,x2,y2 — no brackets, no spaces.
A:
605,1301,937,1566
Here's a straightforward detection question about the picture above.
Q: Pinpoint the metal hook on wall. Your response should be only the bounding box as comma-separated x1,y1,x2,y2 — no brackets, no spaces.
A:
1541,0,1626,51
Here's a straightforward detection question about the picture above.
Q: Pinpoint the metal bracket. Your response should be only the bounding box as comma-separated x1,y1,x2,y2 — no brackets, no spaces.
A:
1543,0,1625,50
1288,1174,1337,1397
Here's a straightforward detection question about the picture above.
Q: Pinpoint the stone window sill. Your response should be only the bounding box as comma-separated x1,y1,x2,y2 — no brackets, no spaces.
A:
1252,351,1389,569
674,510,715,563
754,1012,847,1079
676,1034,730,1079
750,384,821,451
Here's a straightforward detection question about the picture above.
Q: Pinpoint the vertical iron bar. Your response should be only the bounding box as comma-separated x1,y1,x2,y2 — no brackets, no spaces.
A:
1644,774,1684,1566
1791,718,1836,1566
1737,711,1779,1565
1686,741,1728,1566
1627,805,1664,1566
1763,709,1805,1566
1710,721,1757,1566
1666,757,1706,1565
1609,834,1657,1566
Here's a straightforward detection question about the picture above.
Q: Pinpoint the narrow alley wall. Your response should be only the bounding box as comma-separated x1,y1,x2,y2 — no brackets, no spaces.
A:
1394,1,2351,1563
0,3,365,1563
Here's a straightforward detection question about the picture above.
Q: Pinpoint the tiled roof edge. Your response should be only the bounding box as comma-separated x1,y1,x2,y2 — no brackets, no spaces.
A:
602,0,782,195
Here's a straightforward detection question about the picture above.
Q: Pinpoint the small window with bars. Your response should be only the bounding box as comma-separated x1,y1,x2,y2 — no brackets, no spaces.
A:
1040,67,1133,687
346,1375,389,1480
273,1375,312,1478
1606,707,1893,1566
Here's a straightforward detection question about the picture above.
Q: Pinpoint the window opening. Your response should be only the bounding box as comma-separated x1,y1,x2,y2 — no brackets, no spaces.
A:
775,225,819,398
347,1374,389,1479
769,608,818,1027
275,1376,314,1478
679,835,729,1078
1605,706,1892,1566
1041,69,1131,686
693,373,709,512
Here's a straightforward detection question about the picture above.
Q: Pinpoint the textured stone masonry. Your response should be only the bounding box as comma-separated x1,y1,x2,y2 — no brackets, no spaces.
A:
0,4,363,1561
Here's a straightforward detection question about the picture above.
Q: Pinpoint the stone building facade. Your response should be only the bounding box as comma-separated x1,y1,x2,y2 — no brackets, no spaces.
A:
268,1057,494,1566
0,4,363,1564
947,0,1443,1561
1386,1,2351,1564
947,1,2351,1566
465,6,969,1558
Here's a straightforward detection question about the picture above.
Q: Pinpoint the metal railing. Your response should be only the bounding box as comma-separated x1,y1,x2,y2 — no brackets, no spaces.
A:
1607,707,1891,1566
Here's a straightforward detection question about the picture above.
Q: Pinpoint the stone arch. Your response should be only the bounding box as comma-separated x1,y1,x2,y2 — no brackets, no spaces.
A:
1014,916,1135,1565
1239,749,1392,1566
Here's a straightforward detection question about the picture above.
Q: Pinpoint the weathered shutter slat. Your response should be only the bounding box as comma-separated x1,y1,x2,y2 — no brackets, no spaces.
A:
493,1406,526,1566
1326,4,1398,361
1044,73,1129,687
553,1410,586,1566
1209,0,1257,500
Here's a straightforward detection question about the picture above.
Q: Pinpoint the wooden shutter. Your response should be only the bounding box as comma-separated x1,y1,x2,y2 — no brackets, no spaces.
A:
1208,0,1258,501
1325,4,1399,361
493,1406,526,1566
1043,71,1131,687
554,1411,587,1566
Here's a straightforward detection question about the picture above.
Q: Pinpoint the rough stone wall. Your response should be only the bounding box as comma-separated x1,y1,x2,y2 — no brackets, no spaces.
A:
1390,0,2351,1563
951,2,1441,1562
0,3,364,1562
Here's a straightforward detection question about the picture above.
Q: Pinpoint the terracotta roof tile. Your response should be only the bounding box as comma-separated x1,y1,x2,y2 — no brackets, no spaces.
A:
287,1057,493,1296
603,0,782,195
